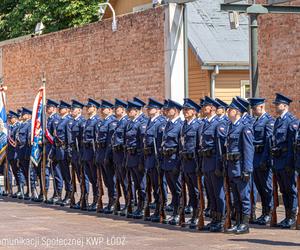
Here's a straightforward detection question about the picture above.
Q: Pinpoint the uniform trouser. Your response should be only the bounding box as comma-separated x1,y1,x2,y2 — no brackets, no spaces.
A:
30,164,42,191
146,167,168,204
163,169,182,209
18,159,29,188
276,169,297,212
128,166,146,202
184,172,199,209
204,171,225,214
55,160,72,193
115,163,128,199
230,176,251,216
9,159,19,187
250,174,258,209
45,160,58,192
204,176,211,209
83,160,98,196
253,168,273,212
99,160,116,200
71,159,86,195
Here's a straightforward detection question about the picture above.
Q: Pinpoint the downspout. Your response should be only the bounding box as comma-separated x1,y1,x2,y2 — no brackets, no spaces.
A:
210,65,219,99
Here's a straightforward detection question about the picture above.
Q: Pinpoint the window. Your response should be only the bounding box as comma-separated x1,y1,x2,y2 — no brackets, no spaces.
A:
241,80,250,99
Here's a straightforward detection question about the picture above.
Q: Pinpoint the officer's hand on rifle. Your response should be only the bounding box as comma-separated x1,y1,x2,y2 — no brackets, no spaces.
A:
241,171,251,182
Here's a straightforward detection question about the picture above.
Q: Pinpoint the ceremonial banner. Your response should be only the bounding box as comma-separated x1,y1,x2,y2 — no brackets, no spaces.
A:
30,87,44,166
0,87,7,164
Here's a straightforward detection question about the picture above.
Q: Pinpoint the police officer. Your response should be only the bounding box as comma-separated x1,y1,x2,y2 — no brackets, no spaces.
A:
225,98,254,234
95,99,118,214
52,101,73,206
112,99,130,216
16,107,32,200
124,100,148,219
272,93,298,229
180,98,203,229
248,98,274,225
45,99,61,204
200,97,227,232
215,98,230,124
161,99,183,225
235,96,257,224
7,111,20,198
143,98,167,222
81,99,101,211
69,100,86,209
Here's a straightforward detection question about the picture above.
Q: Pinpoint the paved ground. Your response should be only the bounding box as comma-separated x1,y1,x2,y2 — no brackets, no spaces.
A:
0,196,300,250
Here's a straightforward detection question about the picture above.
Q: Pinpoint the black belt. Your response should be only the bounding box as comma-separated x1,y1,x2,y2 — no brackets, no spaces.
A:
181,152,195,160
127,147,141,155
113,144,124,152
163,148,177,157
200,148,215,158
144,147,153,156
227,152,241,161
96,142,106,149
254,145,264,153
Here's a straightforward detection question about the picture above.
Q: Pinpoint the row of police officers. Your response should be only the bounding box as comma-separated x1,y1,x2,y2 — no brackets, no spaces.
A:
2,92,300,235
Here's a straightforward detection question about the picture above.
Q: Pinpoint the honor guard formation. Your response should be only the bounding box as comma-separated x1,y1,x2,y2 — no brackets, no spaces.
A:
1,93,300,235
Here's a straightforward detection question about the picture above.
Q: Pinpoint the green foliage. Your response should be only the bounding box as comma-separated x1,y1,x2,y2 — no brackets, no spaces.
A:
0,0,104,41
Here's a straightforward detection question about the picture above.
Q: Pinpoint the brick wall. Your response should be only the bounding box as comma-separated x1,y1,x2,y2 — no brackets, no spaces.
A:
258,0,300,115
1,7,165,111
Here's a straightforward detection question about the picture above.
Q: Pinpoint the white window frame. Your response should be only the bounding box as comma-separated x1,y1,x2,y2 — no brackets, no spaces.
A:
240,80,250,98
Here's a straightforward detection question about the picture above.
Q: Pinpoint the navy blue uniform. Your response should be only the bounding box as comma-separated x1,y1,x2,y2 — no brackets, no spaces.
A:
272,112,298,215
112,115,130,200
16,119,31,189
45,113,60,192
252,113,274,216
161,117,183,211
82,114,100,196
95,115,118,201
200,115,227,217
226,118,254,217
125,114,148,204
180,118,203,211
144,115,168,205
70,115,86,195
7,121,20,189
52,114,73,193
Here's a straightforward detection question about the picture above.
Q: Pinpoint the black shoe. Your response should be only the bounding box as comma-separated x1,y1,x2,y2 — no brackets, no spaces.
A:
184,205,193,215
35,194,44,202
12,192,19,198
46,193,59,204
168,214,179,225
17,187,25,200
24,192,30,200
235,215,250,234
54,192,63,205
70,201,81,209
150,209,160,223
133,209,144,219
258,214,271,225
281,211,296,229
119,206,128,217
60,192,72,207
225,214,240,234
203,211,217,231
210,213,225,232
166,204,174,212
277,217,289,228
87,202,97,212
189,218,198,229
104,199,116,214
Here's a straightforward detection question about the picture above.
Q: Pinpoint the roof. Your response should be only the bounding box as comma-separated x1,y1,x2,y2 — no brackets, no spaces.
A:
187,0,249,68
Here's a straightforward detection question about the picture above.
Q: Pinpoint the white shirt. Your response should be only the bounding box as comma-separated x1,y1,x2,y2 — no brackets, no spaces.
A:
207,114,217,123
186,117,196,125
280,110,288,119
151,114,160,122
171,116,180,123
233,117,241,125
133,113,143,122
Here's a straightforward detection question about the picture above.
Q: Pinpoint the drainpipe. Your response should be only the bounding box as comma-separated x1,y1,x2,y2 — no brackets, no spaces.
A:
183,3,189,98
210,65,219,99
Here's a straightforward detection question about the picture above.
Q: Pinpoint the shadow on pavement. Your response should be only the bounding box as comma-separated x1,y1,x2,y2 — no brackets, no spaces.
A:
229,238,300,247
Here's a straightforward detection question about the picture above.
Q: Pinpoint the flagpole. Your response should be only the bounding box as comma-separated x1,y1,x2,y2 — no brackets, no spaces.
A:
41,74,47,201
